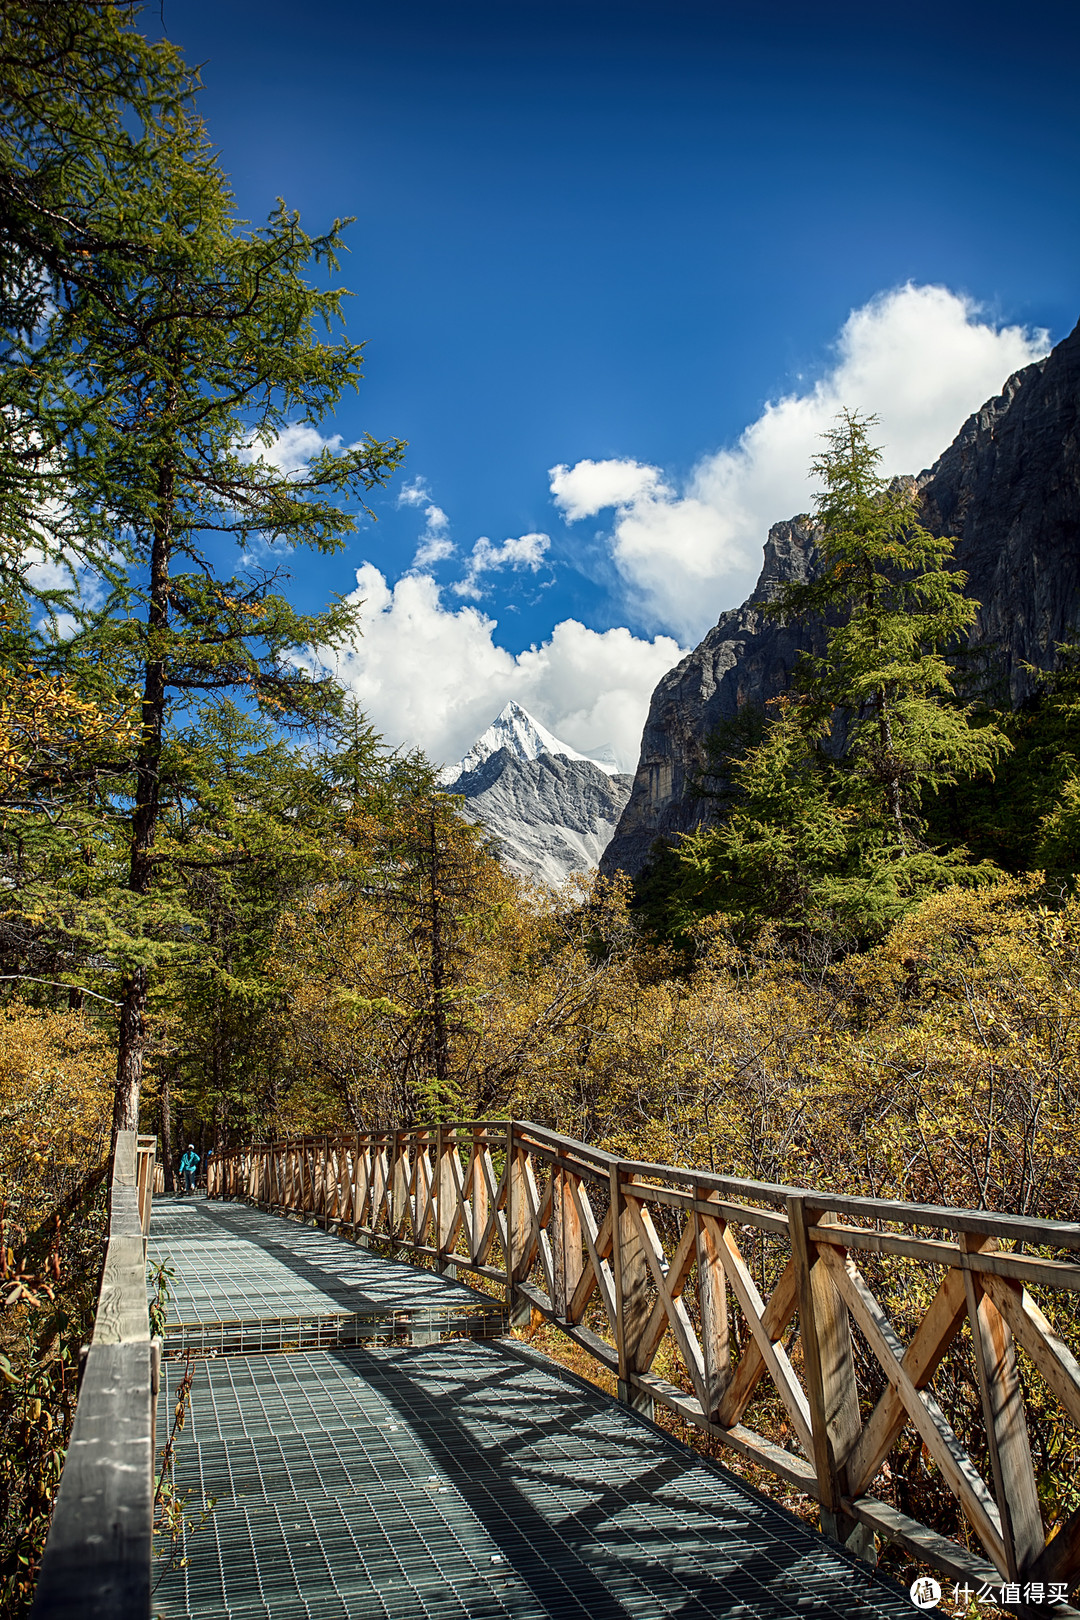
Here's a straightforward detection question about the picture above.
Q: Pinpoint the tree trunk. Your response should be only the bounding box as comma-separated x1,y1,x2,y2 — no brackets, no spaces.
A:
877,691,906,844
112,445,174,1142
428,806,450,1091
160,1068,174,1192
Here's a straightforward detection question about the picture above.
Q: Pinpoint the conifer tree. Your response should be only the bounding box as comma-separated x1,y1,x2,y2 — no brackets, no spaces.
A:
21,109,404,1133
677,413,1008,940
0,2,193,592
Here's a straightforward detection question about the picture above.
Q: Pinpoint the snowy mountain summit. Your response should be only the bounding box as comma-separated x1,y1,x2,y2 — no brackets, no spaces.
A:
439,702,632,886
438,701,620,785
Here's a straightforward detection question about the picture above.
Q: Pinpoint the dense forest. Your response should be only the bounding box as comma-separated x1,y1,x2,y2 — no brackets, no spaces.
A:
2,4,1080,1608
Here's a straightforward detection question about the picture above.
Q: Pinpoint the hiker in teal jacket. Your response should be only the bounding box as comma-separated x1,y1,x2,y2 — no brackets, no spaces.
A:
178,1144,200,1195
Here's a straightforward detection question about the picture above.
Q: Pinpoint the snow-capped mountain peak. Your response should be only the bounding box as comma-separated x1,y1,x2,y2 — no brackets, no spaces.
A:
439,702,620,784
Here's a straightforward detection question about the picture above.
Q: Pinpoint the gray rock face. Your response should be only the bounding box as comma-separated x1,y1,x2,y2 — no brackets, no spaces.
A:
600,517,825,877
919,319,1080,702
603,316,1080,878
449,748,633,887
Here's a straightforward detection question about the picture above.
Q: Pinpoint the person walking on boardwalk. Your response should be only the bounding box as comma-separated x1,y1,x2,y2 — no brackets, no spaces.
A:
178,1144,200,1196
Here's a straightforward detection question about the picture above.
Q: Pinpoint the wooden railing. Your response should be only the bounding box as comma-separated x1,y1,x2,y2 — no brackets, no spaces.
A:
32,1130,157,1618
210,1122,1080,1596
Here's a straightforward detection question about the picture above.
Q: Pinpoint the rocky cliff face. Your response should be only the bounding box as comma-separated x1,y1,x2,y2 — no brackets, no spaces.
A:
603,316,1080,878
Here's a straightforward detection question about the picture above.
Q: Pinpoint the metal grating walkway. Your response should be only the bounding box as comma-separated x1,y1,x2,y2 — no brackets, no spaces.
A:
151,1197,494,1324
150,1198,921,1619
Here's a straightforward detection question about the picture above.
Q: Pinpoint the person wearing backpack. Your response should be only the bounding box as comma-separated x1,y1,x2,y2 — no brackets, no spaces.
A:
178,1144,200,1196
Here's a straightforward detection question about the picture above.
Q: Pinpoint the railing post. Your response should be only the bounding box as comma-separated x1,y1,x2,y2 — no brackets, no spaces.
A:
787,1196,865,1550
695,1185,731,1421
552,1167,583,1320
610,1162,653,1419
506,1122,530,1327
437,1124,457,1278
961,1233,1044,1576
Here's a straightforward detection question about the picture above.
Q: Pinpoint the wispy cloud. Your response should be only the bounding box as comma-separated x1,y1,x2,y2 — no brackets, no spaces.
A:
451,532,550,599
239,422,345,476
398,477,456,567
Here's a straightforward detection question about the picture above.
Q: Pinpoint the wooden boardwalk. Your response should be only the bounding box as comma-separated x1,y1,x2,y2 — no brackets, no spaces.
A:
150,1196,918,1619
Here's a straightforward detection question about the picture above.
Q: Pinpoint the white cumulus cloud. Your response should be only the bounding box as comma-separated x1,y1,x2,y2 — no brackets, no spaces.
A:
552,284,1049,642
321,564,685,771
549,458,667,521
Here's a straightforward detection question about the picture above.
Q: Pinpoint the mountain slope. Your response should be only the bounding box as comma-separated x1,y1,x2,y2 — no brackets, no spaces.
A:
441,704,632,885
439,700,620,784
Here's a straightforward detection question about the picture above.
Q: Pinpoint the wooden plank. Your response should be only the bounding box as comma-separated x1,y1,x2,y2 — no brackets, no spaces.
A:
806,1224,1080,1292
983,1273,1080,1430
391,1133,411,1240
803,1191,1080,1255
818,1243,1007,1572
412,1143,435,1248
611,1166,652,1382
552,1170,584,1318
961,1235,1044,1576
624,1371,821,1497
31,1342,153,1620
514,1119,1080,1253
787,1197,857,1533
843,1495,1005,1591
717,1221,813,1455
470,1138,489,1264
716,1257,799,1429
611,1154,793,1208
514,1282,620,1373
353,1137,371,1228
93,1235,150,1346
512,1121,618,1171
520,1152,555,1296
694,1191,731,1421
845,1265,968,1497
370,1141,389,1234
567,1186,617,1332
634,1210,700,1371
627,1200,708,1407
509,1146,534,1285
623,1179,791,1236
472,1147,508,1277
437,1132,465,1257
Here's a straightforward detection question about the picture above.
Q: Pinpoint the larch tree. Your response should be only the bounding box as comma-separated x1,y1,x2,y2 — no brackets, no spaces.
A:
676,412,1009,941
27,109,404,1135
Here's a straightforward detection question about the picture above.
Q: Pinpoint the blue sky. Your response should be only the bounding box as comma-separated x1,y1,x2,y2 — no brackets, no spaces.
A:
159,0,1079,769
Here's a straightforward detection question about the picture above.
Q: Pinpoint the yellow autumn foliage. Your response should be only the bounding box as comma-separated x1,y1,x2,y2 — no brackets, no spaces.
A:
0,1006,114,1225
271,869,1080,1225
0,669,137,805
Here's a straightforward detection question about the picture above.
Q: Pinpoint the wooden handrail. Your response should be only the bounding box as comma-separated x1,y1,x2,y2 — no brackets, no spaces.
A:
209,1121,1080,1599
32,1130,157,1618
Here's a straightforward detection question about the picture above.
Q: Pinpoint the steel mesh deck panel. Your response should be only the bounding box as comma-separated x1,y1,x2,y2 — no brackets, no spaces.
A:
150,1197,494,1324
156,1340,915,1620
